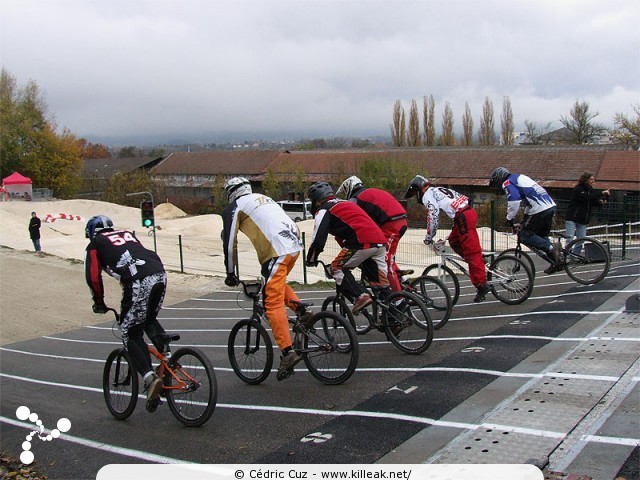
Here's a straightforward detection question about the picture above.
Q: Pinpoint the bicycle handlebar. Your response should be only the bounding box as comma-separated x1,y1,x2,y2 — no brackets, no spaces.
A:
307,259,333,280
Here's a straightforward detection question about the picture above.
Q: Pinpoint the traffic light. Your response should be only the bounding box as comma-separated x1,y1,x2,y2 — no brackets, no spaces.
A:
140,200,155,228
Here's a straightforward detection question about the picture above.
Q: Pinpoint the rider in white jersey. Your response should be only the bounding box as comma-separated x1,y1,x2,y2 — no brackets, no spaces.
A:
222,177,307,378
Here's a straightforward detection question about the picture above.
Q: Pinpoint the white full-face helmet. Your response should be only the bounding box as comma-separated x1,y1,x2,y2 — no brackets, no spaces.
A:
336,175,364,200
224,177,252,202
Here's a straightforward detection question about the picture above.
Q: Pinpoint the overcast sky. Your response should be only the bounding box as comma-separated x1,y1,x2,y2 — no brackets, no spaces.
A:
2,0,639,145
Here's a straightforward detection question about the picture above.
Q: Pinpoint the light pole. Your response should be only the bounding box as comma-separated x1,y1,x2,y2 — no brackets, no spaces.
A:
126,191,156,252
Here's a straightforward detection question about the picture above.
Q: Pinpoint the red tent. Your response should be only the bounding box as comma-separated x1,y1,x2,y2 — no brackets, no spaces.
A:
2,171,33,200
2,172,32,185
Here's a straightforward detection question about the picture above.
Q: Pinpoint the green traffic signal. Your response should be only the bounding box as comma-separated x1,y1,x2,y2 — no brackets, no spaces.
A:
140,200,155,228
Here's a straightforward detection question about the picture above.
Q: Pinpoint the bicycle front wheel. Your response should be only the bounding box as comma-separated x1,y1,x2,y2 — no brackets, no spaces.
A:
488,254,534,305
497,248,536,279
103,348,138,420
228,318,274,385
422,264,460,306
564,237,610,284
302,311,359,385
408,275,453,330
383,291,434,355
165,347,217,427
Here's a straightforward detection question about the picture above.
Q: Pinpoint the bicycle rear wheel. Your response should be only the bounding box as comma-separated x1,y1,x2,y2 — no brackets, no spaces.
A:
302,311,359,385
488,254,533,305
103,348,138,420
564,237,610,284
422,264,460,306
408,275,452,330
383,291,433,355
228,318,273,385
322,295,372,335
497,248,536,279
165,347,217,427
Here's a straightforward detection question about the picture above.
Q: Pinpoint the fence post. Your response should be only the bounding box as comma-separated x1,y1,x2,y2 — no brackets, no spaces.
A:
622,194,628,259
490,199,495,253
302,232,308,285
178,235,184,273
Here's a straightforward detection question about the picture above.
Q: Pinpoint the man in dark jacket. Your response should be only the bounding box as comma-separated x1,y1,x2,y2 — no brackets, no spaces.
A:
28,211,41,252
565,172,610,251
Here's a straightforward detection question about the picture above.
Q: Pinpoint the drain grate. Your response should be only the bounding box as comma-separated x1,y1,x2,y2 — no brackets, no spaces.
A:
431,309,639,464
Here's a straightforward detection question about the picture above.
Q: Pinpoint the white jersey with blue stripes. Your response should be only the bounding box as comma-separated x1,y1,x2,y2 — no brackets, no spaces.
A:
502,173,556,220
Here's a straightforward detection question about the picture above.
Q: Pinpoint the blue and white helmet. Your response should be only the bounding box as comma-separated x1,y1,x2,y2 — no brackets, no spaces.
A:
224,177,252,202
85,215,113,240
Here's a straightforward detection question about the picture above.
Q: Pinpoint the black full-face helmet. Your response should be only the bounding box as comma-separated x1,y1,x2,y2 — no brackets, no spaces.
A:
489,167,510,188
404,175,431,203
85,215,114,240
308,182,334,215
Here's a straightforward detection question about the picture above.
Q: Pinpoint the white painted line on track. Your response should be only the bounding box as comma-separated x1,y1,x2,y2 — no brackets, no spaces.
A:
2,372,638,448
0,416,193,464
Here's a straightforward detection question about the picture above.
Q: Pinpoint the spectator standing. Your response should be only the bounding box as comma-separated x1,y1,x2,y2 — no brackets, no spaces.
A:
565,172,611,249
28,211,41,252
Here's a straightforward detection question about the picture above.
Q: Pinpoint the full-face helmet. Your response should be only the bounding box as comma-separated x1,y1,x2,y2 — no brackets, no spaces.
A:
404,175,431,202
85,215,114,240
224,177,252,202
489,167,511,188
308,182,334,215
336,175,364,200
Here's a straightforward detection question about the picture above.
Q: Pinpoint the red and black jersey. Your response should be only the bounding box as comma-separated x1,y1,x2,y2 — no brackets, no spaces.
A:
84,229,164,304
307,198,387,263
350,187,407,226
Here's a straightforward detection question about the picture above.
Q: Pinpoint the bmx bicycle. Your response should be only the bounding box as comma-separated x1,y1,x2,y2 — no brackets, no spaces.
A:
102,308,217,427
227,279,359,385
423,240,534,306
315,261,434,355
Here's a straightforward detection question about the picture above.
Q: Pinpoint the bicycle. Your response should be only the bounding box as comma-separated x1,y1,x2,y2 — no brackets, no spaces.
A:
397,269,453,330
498,227,610,285
227,279,359,385
316,261,434,355
423,241,534,306
102,308,218,427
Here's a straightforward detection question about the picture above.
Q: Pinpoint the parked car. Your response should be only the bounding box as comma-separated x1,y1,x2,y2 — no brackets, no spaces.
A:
277,200,312,222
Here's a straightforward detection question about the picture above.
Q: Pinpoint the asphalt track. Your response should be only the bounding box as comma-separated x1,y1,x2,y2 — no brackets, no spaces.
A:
1,259,638,480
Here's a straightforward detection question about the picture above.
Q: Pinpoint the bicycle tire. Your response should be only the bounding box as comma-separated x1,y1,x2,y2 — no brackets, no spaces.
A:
301,311,359,385
564,237,610,285
228,318,273,385
488,254,534,305
422,264,460,306
408,275,453,330
165,347,217,427
321,295,372,335
103,348,138,420
383,291,434,355
497,248,537,279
